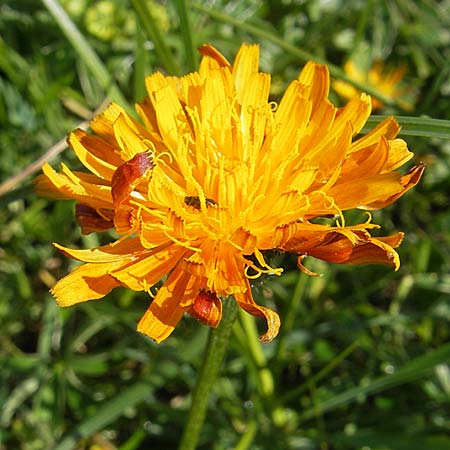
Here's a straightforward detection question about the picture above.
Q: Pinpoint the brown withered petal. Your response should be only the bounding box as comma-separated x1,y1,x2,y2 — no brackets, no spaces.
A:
75,203,114,234
111,151,154,208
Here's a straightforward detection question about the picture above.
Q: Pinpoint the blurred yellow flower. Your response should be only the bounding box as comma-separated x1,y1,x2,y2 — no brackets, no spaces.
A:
333,59,412,110
36,44,423,343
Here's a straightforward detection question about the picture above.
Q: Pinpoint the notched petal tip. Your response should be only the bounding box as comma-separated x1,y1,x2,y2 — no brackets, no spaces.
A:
404,162,426,187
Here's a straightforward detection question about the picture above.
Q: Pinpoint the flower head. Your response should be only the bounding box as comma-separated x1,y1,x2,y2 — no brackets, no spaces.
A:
333,59,412,111
36,44,423,343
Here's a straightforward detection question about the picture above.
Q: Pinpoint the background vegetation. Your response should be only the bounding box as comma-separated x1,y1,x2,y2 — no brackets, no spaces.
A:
1,0,450,449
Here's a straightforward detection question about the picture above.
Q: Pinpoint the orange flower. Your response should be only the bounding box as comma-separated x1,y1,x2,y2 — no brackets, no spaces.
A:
333,59,412,110
36,44,423,343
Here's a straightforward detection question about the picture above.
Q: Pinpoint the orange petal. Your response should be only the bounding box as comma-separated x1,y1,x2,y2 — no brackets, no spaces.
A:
328,171,404,210
137,268,199,343
198,44,231,68
365,163,425,209
234,278,280,343
338,235,403,270
293,231,404,270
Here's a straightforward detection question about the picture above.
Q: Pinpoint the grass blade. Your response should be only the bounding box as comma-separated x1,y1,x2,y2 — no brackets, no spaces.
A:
41,0,127,106
299,342,450,422
130,0,180,75
192,2,399,107
364,115,450,139
134,21,148,101
53,380,153,450
174,0,198,72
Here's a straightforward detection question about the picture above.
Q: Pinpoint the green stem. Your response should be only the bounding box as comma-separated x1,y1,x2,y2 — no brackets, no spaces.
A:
130,0,180,75
273,272,308,366
177,298,238,450
238,310,274,397
238,310,285,427
175,0,198,72
234,419,257,450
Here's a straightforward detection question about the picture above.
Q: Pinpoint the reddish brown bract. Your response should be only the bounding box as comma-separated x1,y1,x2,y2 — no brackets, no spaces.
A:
189,290,222,328
111,151,154,208
75,203,114,234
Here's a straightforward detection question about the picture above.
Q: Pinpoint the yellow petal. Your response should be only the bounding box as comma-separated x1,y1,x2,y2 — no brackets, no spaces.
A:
113,114,152,161
298,61,330,109
199,44,231,69
350,116,400,153
152,84,186,154
90,102,125,144
68,129,121,179
40,163,112,208
53,238,144,262
335,93,372,136
51,262,123,306
111,245,187,291
233,43,260,102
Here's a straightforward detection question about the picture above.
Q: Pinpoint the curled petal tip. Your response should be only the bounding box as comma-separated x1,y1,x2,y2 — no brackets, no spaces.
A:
258,310,281,343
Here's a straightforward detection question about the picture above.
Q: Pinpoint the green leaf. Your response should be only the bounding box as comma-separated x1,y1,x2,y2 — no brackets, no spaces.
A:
66,353,110,375
53,380,153,450
130,0,180,75
191,2,399,107
299,342,450,422
41,0,128,107
364,115,450,139
174,0,198,72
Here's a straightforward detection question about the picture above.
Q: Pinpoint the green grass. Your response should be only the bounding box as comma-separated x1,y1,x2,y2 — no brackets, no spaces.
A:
1,1,450,449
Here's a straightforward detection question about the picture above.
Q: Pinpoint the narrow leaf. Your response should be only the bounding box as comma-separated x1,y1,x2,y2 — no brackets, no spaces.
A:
299,342,450,422
192,2,398,107
175,0,198,72
364,115,450,139
53,380,153,450
41,0,128,106
130,0,180,75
